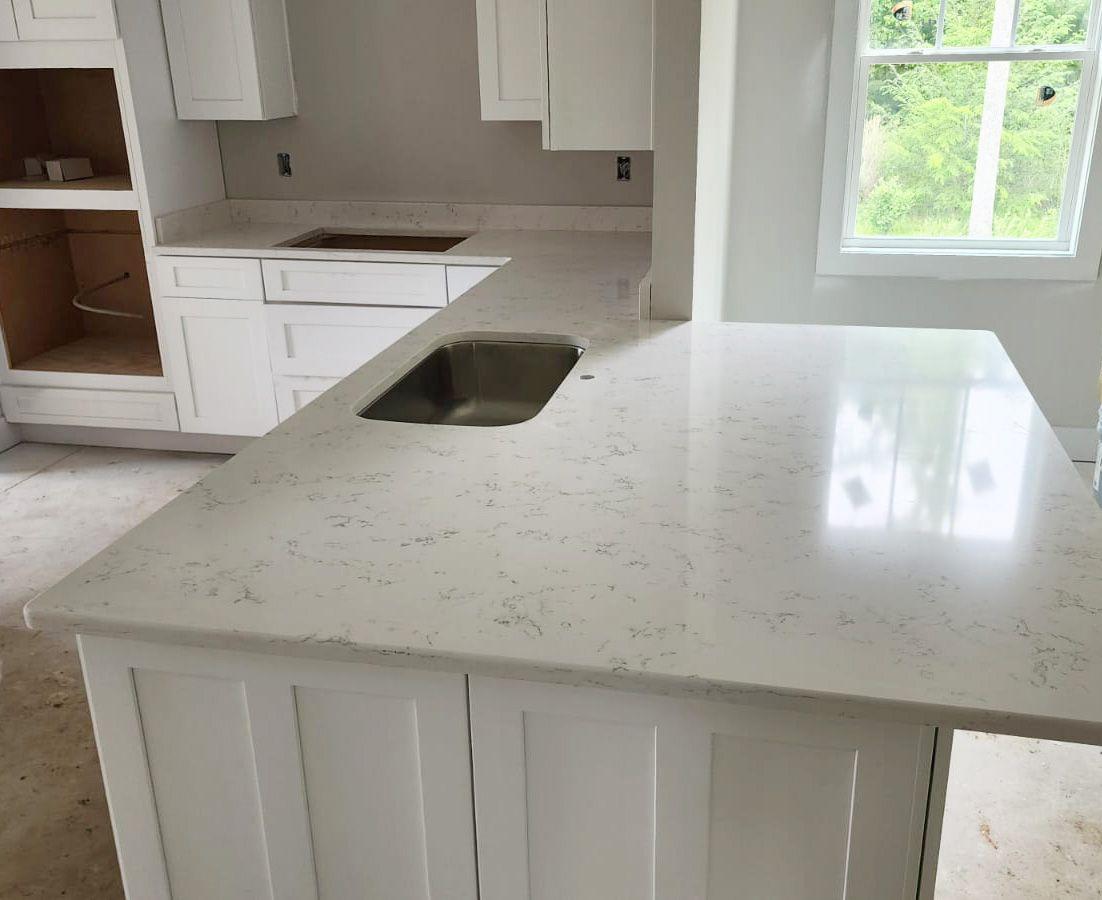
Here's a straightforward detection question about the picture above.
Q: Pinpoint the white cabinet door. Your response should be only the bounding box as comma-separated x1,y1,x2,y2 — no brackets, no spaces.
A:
273,375,338,421
470,678,933,900
0,1,18,40
541,0,653,150
80,637,480,900
11,0,117,39
0,385,179,430
161,296,278,436
266,303,435,378
446,265,498,302
262,259,448,307
476,0,542,120
159,0,296,120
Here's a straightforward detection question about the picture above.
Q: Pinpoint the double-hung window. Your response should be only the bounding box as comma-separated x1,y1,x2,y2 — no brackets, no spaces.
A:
818,0,1102,278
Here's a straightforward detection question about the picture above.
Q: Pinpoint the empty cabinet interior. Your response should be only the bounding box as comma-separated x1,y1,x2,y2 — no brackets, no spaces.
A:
0,68,132,189
0,209,160,377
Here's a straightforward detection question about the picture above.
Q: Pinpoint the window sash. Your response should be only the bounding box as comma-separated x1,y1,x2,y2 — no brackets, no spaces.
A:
843,0,1102,251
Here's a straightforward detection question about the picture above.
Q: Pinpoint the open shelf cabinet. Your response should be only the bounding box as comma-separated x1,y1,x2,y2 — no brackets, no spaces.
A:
0,209,161,379
0,67,136,210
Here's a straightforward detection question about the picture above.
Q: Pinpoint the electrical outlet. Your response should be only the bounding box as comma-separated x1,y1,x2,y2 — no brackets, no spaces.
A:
617,156,631,182
277,152,293,177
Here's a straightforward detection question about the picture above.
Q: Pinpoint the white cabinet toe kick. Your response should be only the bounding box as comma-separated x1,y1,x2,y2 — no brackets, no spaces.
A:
155,255,499,437
80,636,942,900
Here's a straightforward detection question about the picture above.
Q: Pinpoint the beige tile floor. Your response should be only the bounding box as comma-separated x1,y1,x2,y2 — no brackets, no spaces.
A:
0,444,1098,898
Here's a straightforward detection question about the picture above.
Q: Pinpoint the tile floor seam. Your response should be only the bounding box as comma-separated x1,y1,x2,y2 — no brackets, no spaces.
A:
0,445,85,496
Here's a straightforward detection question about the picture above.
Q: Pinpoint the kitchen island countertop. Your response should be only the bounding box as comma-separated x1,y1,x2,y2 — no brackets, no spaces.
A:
25,229,1102,742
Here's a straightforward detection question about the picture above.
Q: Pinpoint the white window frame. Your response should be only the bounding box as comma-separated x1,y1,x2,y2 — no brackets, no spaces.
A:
818,0,1102,280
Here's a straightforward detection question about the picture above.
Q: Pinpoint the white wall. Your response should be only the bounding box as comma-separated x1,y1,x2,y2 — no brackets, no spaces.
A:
216,0,653,207
713,0,1102,430
650,0,702,319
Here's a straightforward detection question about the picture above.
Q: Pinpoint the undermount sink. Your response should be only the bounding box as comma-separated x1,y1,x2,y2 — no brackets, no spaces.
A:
281,230,470,252
359,339,584,427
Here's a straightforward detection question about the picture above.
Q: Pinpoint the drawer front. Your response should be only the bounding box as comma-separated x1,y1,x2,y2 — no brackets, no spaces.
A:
262,259,448,307
266,304,436,378
0,385,179,430
156,256,265,301
274,375,340,421
446,265,498,302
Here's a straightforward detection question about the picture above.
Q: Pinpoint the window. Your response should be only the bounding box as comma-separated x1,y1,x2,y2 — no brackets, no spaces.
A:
818,0,1102,278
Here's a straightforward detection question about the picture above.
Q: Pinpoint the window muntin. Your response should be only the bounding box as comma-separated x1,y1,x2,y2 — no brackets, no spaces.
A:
846,0,1102,251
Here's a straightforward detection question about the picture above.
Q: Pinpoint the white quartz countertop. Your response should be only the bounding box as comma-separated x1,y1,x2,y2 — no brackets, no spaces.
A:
155,222,511,266
26,230,1102,742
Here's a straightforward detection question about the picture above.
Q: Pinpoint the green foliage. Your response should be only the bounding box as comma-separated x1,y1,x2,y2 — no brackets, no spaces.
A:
858,0,1089,239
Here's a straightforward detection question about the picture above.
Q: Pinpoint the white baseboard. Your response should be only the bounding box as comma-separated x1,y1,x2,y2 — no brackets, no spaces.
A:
0,416,20,453
1054,426,1098,463
17,424,250,455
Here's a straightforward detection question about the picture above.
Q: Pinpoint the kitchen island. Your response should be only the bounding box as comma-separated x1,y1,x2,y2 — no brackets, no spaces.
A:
25,229,1102,900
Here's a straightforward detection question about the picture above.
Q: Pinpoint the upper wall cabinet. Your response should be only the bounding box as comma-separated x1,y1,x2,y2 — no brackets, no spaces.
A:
10,0,117,40
476,0,542,121
0,2,17,40
475,0,653,150
541,0,653,151
159,0,296,121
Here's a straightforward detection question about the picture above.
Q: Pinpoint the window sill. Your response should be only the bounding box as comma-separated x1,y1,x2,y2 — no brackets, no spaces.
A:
816,245,1101,281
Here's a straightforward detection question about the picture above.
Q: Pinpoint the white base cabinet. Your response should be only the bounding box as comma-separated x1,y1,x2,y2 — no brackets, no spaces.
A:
160,296,278,436
80,637,939,900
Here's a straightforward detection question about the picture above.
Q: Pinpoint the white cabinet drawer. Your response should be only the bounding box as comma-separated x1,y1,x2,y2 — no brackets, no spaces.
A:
262,259,448,307
0,385,179,430
446,265,498,302
265,304,435,378
274,375,339,421
156,256,265,301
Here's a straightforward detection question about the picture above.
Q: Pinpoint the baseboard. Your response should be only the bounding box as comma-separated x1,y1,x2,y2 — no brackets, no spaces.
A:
0,416,20,452
17,424,251,455
1054,426,1098,463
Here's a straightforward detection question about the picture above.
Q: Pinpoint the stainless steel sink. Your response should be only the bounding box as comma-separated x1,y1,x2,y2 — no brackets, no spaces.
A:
359,339,584,427
281,230,469,252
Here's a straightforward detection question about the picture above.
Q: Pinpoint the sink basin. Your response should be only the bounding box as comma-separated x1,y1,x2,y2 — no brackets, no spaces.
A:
359,339,584,427
281,230,469,252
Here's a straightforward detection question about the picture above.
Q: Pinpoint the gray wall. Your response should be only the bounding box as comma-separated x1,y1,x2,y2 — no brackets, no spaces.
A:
712,0,1102,430
217,0,653,206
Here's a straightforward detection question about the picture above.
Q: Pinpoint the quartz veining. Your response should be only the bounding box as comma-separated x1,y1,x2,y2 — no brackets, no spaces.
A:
24,230,1102,742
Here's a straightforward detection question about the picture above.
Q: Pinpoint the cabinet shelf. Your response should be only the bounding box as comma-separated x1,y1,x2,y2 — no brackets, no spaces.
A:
13,334,162,378
0,175,138,210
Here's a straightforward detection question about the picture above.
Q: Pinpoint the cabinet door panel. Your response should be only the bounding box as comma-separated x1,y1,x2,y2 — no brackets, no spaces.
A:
159,0,294,120
11,0,117,39
79,637,479,900
470,677,933,900
542,0,653,150
0,1,18,40
476,0,542,120
273,375,338,421
157,256,265,300
161,296,277,436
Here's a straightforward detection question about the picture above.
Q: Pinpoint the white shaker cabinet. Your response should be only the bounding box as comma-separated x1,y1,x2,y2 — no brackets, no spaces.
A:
475,0,542,120
159,0,296,121
0,1,18,40
11,0,117,40
541,0,654,150
470,677,933,900
160,296,278,437
446,265,498,302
